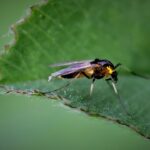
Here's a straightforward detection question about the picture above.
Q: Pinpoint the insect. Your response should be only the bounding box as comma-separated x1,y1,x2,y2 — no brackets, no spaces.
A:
48,58,149,115
48,58,120,94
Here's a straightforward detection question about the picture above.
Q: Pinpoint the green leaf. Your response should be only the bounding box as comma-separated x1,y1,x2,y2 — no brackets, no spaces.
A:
0,0,150,139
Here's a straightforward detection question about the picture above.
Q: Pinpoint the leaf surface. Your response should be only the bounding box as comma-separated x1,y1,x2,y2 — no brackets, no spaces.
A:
0,0,150,138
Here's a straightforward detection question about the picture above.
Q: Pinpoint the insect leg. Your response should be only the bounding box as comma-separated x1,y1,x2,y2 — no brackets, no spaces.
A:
105,79,131,116
48,81,71,93
52,73,82,92
81,71,91,79
47,75,71,93
80,72,95,96
74,72,82,78
90,78,96,96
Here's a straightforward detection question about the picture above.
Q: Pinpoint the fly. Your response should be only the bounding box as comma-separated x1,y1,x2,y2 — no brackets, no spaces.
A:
48,58,149,116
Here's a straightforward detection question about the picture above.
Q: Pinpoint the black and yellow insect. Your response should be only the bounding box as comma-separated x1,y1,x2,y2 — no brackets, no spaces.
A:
49,58,119,79
48,58,149,115
49,58,120,94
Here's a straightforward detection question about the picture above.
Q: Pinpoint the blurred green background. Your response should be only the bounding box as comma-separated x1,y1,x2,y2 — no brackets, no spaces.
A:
0,0,150,150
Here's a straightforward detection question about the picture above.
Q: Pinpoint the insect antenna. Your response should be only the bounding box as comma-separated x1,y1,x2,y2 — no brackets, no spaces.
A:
118,65,150,79
90,78,96,96
114,63,122,69
106,79,131,116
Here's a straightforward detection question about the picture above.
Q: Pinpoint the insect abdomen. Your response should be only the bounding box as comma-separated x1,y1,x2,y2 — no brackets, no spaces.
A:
61,72,81,79
61,70,94,80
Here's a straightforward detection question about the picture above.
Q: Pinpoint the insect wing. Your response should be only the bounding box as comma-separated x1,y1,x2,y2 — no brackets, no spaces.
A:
49,60,92,67
51,62,96,78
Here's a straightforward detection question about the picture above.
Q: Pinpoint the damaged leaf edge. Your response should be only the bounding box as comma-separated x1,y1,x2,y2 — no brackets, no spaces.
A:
0,85,149,140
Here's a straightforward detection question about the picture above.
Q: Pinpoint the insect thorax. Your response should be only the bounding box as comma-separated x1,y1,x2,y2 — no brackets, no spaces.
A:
90,59,114,78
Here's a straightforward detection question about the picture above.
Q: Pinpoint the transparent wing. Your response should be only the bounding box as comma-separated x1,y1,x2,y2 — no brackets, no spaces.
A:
48,62,97,81
51,62,94,76
49,60,92,67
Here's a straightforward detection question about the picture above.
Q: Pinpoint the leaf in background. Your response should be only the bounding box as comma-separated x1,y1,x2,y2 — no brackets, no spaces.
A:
0,0,150,138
